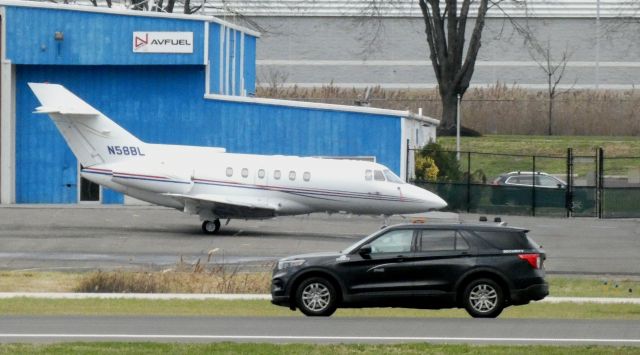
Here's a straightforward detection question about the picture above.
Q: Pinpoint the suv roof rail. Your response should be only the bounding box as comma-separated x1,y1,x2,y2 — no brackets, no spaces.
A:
506,171,548,175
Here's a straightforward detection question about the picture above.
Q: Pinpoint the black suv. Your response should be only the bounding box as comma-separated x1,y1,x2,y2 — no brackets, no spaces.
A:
271,223,548,318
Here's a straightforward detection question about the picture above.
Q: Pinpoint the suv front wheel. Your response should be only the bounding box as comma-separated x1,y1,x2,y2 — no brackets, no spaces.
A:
463,278,504,318
295,277,337,317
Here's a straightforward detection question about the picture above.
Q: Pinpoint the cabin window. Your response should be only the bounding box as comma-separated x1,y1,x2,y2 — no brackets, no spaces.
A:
303,171,311,182
258,169,266,179
383,169,404,184
241,168,249,178
365,170,373,181
274,170,281,180
289,171,296,181
374,170,386,181
226,167,233,177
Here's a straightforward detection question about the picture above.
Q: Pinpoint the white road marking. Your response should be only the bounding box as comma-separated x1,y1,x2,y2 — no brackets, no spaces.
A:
0,334,638,343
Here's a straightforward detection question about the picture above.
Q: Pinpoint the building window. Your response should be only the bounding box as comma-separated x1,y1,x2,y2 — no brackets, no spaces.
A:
303,171,311,182
258,169,266,179
226,167,233,177
274,170,281,180
289,171,296,181
241,168,249,178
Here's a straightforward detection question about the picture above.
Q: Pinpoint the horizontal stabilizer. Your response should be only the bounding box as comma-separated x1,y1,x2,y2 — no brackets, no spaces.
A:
29,83,101,116
34,105,99,116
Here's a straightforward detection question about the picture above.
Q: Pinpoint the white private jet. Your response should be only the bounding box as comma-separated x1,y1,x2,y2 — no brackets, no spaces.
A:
28,83,447,234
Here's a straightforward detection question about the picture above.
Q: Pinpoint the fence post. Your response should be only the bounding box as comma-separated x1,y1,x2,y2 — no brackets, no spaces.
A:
466,151,471,213
597,147,604,218
566,148,573,218
405,139,410,182
532,156,536,217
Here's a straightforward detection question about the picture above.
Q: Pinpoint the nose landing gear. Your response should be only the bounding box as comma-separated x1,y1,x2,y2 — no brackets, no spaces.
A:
201,219,221,234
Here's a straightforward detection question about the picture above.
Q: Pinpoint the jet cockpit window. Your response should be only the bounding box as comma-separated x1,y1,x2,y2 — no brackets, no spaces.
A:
226,167,233,177
274,170,281,180
383,169,404,184
303,171,311,182
241,168,249,178
374,170,386,181
258,169,266,179
289,171,296,181
365,170,373,181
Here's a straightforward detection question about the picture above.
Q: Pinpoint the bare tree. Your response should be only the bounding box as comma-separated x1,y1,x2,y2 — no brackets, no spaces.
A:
527,41,573,136
417,0,495,135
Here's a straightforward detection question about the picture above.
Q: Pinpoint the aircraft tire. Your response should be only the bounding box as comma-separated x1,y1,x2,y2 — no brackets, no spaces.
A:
202,219,221,234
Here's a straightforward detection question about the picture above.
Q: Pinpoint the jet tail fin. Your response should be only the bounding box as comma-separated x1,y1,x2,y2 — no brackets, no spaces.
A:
28,83,146,167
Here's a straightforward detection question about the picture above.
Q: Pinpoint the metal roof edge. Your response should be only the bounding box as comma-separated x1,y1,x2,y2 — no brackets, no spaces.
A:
205,93,439,122
406,112,439,126
0,0,261,37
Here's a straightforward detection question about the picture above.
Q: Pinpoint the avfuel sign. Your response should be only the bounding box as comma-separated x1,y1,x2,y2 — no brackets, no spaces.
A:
133,32,193,53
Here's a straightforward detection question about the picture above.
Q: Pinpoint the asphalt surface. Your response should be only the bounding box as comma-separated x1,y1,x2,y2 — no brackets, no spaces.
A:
0,205,639,275
0,316,638,345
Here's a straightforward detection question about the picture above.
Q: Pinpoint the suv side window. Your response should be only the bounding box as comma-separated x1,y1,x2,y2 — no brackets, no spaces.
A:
474,231,535,250
419,230,469,251
507,175,533,186
368,229,414,254
537,175,562,187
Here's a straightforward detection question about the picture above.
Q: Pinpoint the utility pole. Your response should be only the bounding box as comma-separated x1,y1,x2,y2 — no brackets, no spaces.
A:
456,94,461,161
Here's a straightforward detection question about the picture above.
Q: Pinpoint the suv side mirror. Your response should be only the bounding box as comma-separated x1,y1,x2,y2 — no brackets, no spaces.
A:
359,245,372,257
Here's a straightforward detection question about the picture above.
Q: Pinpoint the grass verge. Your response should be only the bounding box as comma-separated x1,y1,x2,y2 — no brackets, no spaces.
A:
1,271,638,299
1,343,639,355
436,135,640,179
1,298,638,320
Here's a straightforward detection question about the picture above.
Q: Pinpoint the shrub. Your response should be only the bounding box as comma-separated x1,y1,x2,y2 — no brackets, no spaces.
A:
415,155,439,182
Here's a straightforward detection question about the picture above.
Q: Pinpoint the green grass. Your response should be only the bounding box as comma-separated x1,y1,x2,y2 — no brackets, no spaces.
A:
551,277,639,298
436,135,640,179
1,343,639,355
2,272,639,299
1,273,638,320
1,298,638,320
0,343,638,355
438,135,640,157
0,271,81,292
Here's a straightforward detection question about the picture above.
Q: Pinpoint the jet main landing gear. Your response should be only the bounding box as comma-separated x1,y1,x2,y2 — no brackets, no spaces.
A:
201,219,221,234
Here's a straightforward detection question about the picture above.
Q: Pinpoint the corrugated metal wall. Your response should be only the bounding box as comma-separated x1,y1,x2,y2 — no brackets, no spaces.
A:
5,6,205,65
16,65,401,203
208,24,254,96
243,35,256,95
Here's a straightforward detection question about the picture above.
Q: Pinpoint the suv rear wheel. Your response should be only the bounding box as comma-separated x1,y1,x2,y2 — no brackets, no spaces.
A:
295,277,337,317
463,278,504,318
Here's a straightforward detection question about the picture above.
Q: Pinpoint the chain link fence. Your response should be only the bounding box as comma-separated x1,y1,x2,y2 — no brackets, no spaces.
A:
408,148,605,218
601,154,640,218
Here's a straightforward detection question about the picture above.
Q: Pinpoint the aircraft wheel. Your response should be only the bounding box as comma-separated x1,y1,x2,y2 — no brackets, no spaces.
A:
201,219,221,235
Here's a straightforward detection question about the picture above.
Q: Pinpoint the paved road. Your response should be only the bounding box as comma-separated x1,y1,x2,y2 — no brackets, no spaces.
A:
0,316,638,345
0,205,639,275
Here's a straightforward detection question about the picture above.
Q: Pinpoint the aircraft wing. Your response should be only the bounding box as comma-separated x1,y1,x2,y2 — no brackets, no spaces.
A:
165,193,278,219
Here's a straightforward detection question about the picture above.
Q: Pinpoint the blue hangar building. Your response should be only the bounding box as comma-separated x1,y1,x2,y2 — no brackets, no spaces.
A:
0,0,438,204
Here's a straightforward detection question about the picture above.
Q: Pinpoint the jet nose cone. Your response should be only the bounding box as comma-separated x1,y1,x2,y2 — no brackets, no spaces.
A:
432,194,448,210
422,189,447,210
408,184,447,211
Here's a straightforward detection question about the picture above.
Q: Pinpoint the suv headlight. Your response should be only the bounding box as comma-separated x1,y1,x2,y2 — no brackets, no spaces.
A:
277,259,306,271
